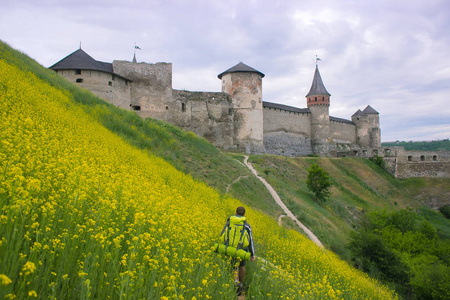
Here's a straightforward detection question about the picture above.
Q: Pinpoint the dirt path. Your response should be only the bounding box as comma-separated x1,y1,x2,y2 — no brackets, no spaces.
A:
226,175,249,194
243,156,324,248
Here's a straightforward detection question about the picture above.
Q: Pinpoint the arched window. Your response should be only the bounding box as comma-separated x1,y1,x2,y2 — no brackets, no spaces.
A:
421,155,425,161
408,156,413,161
76,78,83,83
433,155,438,161
181,103,186,112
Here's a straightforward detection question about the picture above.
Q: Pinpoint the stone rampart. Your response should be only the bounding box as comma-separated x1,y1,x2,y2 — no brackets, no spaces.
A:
171,90,235,150
395,161,450,178
263,106,312,156
263,106,311,135
56,69,131,109
113,60,173,119
329,120,356,143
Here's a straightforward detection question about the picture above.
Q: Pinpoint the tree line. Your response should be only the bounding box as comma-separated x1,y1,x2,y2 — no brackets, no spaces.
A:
382,139,450,151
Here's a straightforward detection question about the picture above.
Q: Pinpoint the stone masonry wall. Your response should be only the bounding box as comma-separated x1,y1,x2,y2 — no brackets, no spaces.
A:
263,107,311,135
113,60,173,119
329,120,357,143
263,107,313,156
56,69,131,109
171,90,235,150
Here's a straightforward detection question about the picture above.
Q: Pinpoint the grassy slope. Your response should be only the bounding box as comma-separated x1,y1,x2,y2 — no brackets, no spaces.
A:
0,40,400,299
247,155,450,258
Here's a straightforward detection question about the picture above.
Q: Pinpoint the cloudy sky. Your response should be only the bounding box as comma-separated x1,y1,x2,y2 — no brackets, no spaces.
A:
1,0,449,142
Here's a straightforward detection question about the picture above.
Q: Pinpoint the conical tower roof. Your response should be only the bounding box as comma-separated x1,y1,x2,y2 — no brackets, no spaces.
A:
352,109,364,117
362,105,379,114
218,62,265,79
306,65,330,97
49,48,113,73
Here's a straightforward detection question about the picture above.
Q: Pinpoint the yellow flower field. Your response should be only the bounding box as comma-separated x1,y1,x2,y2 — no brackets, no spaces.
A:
0,54,397,299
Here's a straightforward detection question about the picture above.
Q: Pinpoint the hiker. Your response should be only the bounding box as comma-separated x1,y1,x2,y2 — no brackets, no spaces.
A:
220,206,255,294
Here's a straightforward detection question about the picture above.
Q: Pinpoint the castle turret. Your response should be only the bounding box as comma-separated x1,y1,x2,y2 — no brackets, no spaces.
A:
306,64,331,155
352,105,381,148
218,62,265,153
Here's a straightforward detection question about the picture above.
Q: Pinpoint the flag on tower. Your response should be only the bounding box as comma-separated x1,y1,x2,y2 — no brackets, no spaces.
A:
135,45,141,50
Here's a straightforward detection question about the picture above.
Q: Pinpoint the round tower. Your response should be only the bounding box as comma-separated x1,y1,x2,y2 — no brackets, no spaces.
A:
218,62,265,153
306,64,331,156
352,106,381,149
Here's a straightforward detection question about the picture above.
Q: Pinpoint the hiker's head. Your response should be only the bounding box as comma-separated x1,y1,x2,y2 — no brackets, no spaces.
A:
236,206,246,216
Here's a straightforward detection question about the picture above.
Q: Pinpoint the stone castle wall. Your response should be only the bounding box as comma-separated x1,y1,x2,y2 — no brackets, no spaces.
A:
113,60,173,119
329,120,357,143
171,90,235,150
55,69,131,108
262,107,313,156
381,147,450,178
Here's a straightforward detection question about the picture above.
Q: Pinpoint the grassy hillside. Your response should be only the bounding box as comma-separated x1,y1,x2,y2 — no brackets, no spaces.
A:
0,41,399,299
246,156,450,258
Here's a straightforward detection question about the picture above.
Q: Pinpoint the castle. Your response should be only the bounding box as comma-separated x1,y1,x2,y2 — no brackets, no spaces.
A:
49,48,381,157
49,49,449,178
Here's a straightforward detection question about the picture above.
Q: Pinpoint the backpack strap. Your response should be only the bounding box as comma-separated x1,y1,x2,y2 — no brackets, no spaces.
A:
236,220,247,250
225,223,231,247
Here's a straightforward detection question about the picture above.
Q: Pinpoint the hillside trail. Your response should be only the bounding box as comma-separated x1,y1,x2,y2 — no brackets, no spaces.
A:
243,156,324,248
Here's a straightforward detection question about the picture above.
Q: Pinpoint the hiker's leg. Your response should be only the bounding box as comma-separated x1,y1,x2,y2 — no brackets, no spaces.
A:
238,266,245,283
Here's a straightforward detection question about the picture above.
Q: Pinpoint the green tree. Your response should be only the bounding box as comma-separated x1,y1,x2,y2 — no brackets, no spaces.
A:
306,164,332,202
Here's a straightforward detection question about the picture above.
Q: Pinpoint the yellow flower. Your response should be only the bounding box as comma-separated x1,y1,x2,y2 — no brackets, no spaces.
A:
22,261,36,275
28,290,37,297
0,274,12,285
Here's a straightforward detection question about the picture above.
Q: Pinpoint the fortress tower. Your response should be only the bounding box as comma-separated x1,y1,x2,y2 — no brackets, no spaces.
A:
306,64,331,155
218,62,265,153
352,106,381,148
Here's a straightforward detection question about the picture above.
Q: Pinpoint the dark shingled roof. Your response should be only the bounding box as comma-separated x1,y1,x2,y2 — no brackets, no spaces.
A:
352,109,364,117
306,65,330,97
362,105,379,114
218,62,265,79
50,49,113,73
263,101,310,113
330,116,354,124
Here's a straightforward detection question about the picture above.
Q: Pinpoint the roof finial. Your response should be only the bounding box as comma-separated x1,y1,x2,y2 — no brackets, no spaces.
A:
133,42,141,63
315,55,321,66
79,41,82,49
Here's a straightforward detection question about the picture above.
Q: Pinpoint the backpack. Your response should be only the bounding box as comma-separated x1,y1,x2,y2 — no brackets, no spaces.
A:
221,216,250,249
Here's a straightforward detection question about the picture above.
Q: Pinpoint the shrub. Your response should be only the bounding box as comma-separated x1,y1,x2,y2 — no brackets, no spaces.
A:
370,155,386,170
439,205,450,219
306,164,332,202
